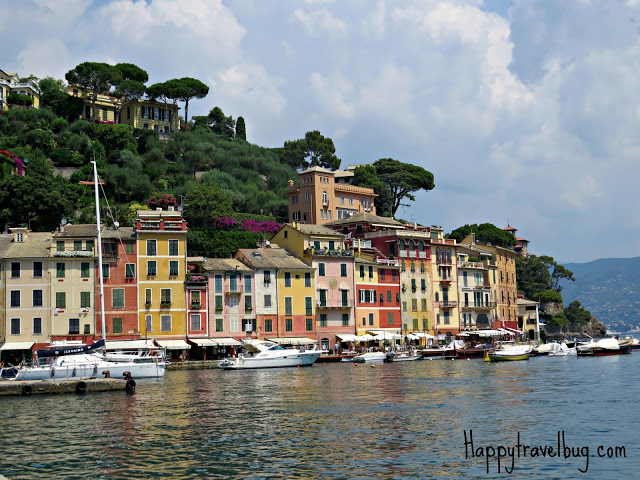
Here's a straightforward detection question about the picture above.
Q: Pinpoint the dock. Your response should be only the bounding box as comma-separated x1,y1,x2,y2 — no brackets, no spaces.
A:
166,360,219,371
0,378,130,396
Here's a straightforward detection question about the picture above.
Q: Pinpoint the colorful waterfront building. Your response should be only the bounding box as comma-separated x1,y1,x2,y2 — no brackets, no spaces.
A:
286,166,377,224
203,258,256,339
271,223,355,350
0,228,51,362
97,226,139,340
456,249,495,331
136,208,188,355
430,227,460,336
353,255,402,338
236,246,316,343
50,224,98,342
185,258,209,340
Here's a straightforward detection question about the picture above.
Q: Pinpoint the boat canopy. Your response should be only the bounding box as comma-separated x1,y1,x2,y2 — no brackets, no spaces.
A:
106,340,159,350
189,338,241,347
265,337,316,345
0,341,35,351
155,339,191,350
36,339,105,358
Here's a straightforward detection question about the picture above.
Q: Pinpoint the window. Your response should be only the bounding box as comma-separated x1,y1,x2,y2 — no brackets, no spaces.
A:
242,319,256,333
245,296,252,311
112,289,124,308
86,240,94,252
11,262,20,278
305,318,313,331
125,264,135,278
79,262,90,278
216,318,224,332
423,319,428,330
146,315,152,333
215,275,223,292
113,317,123,334
81,291,91,308
229,318,239,332
32,289,43,307
359,265,365,278
388,312,394,325
421,299,427,311
411,299,418,311
10,290,20,307
147,239,157,256
387,290,392,303
379,269,385,281
169,260,179,276
57,241,65,252
318,263,325,276
318,313,328,327
304,272,311,287
264,319,272,332
421,279,426,292
369,313,374,326
102,264,110,278
369,266,374,279
284,272,291,287
420,262,425,273
56,262,65,278
69,318,80,335
56,292,66,309
338,263,347,277
411,262,416,272
402,301,407,312
285,319,293,331
229,295,239,309
244,275,252,293
229,275,238,292
190,314,201,331
322,191,328,205
413,318,419,331
125,242,134,254
341,289,349,307
169,239,179,256
264,270,271,285
285,297,293,315
33,317,42,335
74,240,82,251
10,318,20,335
161,289,172,305
444,312,450,324
342,313,349,326
392,270,397,281
33,262,42,278
147,261,157,276
328,241,335,251
191,291,201,308
160,315,172,332
305,297,312,315
215,295,223,310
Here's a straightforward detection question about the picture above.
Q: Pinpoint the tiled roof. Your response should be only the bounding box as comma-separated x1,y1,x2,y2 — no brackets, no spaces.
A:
324,212,402,227
237,246,312,270
204,258,253,272
299,166,333,174
53,224,98,238
101,226,135,239
1,232,52,258
290,223,344,236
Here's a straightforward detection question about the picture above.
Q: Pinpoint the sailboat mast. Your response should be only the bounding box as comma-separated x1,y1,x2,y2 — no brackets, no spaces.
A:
92,161,107,346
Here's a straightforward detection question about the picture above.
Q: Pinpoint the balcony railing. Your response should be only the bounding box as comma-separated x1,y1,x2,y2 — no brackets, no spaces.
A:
226,287,243,295
460,301,496,310
434,301,457,309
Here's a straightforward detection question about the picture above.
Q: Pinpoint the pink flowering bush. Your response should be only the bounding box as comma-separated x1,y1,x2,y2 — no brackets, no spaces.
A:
210,217,281,234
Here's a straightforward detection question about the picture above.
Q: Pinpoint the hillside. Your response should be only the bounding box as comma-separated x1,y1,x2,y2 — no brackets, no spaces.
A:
559,257,640,333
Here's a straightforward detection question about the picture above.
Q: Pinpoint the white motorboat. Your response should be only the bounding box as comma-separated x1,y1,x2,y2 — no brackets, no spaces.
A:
384,351,422,362
352,352,387,363
218,339,321,369
485,344,532,362
548,342,577,356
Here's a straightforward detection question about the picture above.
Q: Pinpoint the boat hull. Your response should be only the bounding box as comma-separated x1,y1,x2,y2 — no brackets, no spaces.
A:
218,352,320,370
386,355,421,362
486,353,530,362
352,352,387,363
14,358,165,381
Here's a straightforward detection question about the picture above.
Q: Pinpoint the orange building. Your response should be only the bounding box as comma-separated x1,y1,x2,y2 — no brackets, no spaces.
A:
286,166,377,224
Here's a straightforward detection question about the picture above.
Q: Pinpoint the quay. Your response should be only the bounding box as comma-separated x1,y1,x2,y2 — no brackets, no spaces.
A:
0,378,130,396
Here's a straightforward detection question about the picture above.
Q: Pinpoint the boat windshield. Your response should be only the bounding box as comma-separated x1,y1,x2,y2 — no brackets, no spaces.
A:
267,344,285,351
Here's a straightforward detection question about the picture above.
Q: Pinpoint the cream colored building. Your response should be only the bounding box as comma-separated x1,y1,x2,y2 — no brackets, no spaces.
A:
0,69,40,111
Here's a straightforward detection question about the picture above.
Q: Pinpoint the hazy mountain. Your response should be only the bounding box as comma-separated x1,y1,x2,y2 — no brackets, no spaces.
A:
559,257,640,334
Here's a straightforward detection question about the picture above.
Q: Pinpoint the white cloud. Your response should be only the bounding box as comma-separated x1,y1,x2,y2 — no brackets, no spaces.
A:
291,6,348,37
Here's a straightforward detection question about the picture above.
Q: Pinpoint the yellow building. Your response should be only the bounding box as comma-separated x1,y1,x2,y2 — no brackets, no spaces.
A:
136,208,188,353
50,225,97,341
120,98,180,134
68,85,118,123
430,227,460,335
0,69,40,110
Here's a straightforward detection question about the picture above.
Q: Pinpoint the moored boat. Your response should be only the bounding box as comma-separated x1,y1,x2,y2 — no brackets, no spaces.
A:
218,339,320,369
577,338,632,356
484,344,532,362
352,352,387,363
548,342,577,356
384,351,421,362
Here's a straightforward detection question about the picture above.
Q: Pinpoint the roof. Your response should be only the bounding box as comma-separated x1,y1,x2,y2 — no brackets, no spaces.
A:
101,226,135,239
53,224,97,238
503,225,517,232
204,258,253,272
299,166,333,175
237,246,313,270
354,256,381,266
324,212,402,227
288,223,344,237
1,231,52,258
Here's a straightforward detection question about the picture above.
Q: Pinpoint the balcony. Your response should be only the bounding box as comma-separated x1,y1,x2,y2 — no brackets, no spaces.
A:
186,273,209,284
439,277,452,283
434,301,457,309
191,302,201,309
226,287,243,295
317,301,352,309
458,261,485,270
460,301,496,311
160,301,172,308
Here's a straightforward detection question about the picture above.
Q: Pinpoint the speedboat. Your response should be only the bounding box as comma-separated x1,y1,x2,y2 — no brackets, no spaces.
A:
352,352,387,363
533,342,555,356
384,351,421,362
420,346,447,359
218,339,320,369
484,344,532,362
548,342,577,356
577,338,632,356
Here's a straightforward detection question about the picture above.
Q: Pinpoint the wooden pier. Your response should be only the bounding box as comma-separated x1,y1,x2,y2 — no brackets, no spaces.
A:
0,378,130,396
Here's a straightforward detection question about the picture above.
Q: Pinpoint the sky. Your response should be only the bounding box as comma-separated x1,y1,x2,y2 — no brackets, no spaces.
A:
2,0,639,264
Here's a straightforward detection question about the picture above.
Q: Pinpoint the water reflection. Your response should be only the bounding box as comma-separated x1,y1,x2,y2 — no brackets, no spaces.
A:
0,355,639,479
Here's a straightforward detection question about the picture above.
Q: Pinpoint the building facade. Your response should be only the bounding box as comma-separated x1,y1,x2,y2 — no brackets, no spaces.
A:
0,69,40,111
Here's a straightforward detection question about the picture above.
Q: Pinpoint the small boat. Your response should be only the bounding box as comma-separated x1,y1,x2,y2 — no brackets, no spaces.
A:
456,344,492,359
577,338,633,356
420,347,447,359
315,352,357,363
218,339,320,369
384,351,422,362
533,342,555,356
625,337,640,350
548,342,577,356
352,352,387,363
484,344,532,362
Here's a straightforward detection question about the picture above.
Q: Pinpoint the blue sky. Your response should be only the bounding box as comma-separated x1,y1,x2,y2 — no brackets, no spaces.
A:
3,0,639,263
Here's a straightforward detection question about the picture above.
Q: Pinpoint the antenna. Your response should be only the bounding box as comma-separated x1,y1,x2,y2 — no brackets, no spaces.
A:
113,221,120,229
177,205,183,212
60,218,68,225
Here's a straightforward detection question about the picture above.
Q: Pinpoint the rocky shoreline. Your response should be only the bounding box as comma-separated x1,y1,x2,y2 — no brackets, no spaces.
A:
543,317,609,341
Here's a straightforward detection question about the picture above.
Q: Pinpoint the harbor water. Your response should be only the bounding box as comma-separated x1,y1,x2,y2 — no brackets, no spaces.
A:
0,353,638,479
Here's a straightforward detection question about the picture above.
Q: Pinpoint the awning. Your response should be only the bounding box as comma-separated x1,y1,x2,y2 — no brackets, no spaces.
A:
410,332,436,339
367,330,401,339
505,327,523,334
106,340,158,350
0,341,35,351
336,334,358,342
265,337,317,345
497,328,514,335
155,339,191,350
213,337,242,346
188,338,219,347
471,329,507,337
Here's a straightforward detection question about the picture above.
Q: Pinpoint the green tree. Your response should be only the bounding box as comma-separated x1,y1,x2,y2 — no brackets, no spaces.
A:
372,158,434,216
6,93,33,108
564,300,592,326
539,255,575,293
351,164,393,216
204,106,235,138
283,130,341,170
174,77,209,124
112,63,148,124
236,116,246,141
146,79,185,133
448,223,516,248
65,62,121,121
38,77,67,108
183,183,233,227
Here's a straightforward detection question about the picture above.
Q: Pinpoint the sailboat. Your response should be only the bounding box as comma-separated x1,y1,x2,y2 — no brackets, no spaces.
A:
14,161,165,381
